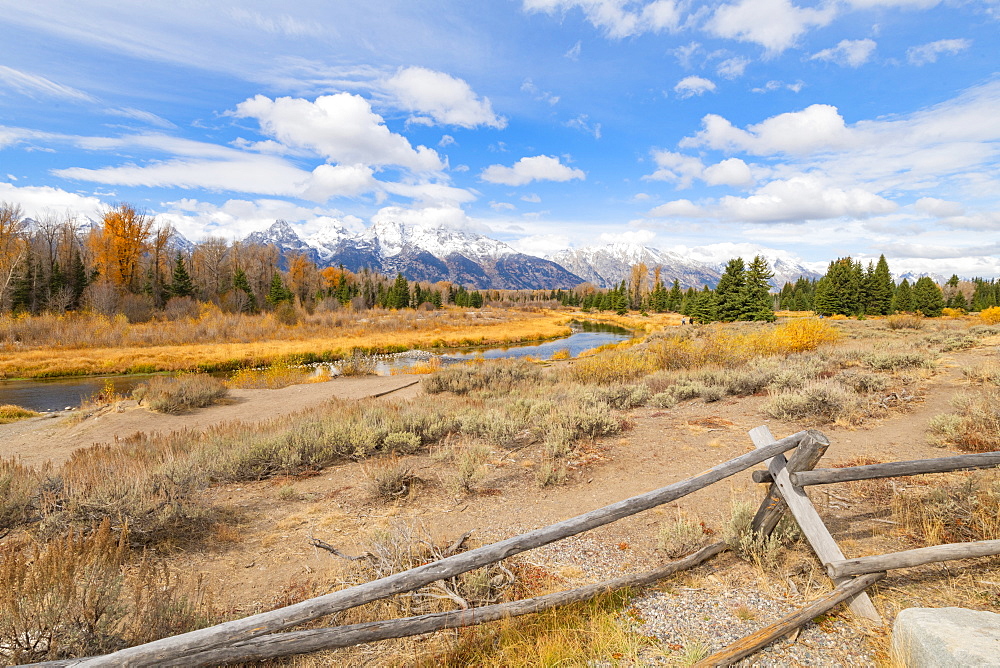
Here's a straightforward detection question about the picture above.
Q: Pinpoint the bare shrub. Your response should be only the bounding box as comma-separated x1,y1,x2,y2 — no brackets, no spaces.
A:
451,443,490,494
722,499,798,571
765,380,863,423
364,456,417,502
162,296,199,321
928,390,1000,452
119,293,156,324
133,374,229,413
338,352,376,376
886,314,924,330
337,522,514,617
584,384,651,409
422,358,542,395
0,521,214,663
835,370,890,394
658,511,711,558
0,458,40,532
862,351,932,371
83,281,121,316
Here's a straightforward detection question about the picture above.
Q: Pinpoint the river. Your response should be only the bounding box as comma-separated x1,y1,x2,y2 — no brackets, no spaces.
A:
0,321,633,412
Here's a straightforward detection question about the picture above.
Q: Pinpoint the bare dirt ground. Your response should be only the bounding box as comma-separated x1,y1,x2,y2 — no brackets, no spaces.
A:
5,332,998,664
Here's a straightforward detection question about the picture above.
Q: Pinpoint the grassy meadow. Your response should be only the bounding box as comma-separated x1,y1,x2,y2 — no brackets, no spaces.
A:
2,310,1000,664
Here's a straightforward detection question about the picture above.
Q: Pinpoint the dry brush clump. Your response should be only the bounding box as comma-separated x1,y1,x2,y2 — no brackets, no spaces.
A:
888,470,1000,546
0,404,40,424
928,389,1000,452
0,520,216,663
132,374,229,413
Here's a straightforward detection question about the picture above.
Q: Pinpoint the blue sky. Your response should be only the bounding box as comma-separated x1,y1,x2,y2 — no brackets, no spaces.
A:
1,0,998,277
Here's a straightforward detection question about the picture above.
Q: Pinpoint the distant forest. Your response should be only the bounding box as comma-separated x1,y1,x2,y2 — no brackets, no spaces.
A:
2,202,998,323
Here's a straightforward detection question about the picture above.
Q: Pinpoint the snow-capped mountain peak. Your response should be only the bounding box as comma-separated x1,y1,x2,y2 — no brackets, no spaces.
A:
362,219,516,262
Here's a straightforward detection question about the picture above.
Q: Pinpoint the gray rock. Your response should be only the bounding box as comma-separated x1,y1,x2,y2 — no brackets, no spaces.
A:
892,607,1000,667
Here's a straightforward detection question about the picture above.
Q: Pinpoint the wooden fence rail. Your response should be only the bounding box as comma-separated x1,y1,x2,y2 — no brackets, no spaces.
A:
826,540,1000,578
751,451,1000,486
67,430,819,667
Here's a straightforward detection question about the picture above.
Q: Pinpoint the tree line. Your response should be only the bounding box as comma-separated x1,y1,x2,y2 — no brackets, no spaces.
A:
778,255,998,317
0,202,495,319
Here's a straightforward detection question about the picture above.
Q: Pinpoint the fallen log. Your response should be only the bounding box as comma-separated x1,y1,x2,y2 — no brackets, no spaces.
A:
35,542,728,668
68,430,815,667
826,540,1000,578
693,571,886,667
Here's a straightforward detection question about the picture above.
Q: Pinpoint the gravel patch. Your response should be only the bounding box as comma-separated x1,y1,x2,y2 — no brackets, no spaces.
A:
628,585,878,666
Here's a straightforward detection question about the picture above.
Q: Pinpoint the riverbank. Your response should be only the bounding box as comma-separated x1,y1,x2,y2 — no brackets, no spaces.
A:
0,308,675,380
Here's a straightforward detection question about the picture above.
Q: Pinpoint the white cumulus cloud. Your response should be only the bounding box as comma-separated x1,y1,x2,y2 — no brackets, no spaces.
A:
681,104,855,155
233,93,444,171
384,67,506,129
480,155,585,186
811,39,877,67
674,76,717,98
703,158,755,187
707,0,836,54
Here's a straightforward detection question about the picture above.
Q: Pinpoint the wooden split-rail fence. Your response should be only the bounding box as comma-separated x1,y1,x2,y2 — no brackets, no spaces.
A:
38,428,1000,667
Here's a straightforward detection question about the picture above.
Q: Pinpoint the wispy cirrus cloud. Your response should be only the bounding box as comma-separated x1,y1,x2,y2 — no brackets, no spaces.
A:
0,65,95,102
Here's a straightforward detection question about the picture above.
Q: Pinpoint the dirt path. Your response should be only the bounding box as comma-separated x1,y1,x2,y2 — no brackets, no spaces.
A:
0,375,422,467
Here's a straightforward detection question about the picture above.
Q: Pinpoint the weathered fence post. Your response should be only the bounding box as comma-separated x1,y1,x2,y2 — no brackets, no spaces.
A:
751,431,829,538
749,426,882,624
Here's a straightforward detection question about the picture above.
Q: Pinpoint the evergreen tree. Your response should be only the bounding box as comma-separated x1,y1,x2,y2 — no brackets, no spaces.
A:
690,286,719,324
814,257,859,316
67,247,88,310
233,267,258,313
948,290,968,311
912,277,944,317
265,273,293,306
667,279,682,312
740,255,775,322
867,254,894,315
169,253,195,298
386,273,410,309
892,278,914,312
715,258,746,322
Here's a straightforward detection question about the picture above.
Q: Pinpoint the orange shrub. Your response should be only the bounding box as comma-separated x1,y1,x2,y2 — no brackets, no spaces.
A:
980,306,1000,325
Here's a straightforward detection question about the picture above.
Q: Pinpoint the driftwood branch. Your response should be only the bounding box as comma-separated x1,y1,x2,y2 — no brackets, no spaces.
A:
693,571,886,667
38,543,727,667
826,539,1000,578
791,451,1000,487
748,426,882,624
69,432,810,667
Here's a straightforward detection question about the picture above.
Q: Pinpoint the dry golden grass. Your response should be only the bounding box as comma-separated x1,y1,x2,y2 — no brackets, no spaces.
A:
0,308,574,378
0,404,40,424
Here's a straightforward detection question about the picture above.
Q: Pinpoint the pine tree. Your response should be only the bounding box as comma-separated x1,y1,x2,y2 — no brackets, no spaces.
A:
265,273,293,306
169,253,195,298
386,273,410,309
892,278,914,313
867,255,894,315
233,267,258,313
814,257,859,316
715,258,746,322
668,279,682,312
740,255,775,322
912,277,944,317
690,286,719,323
